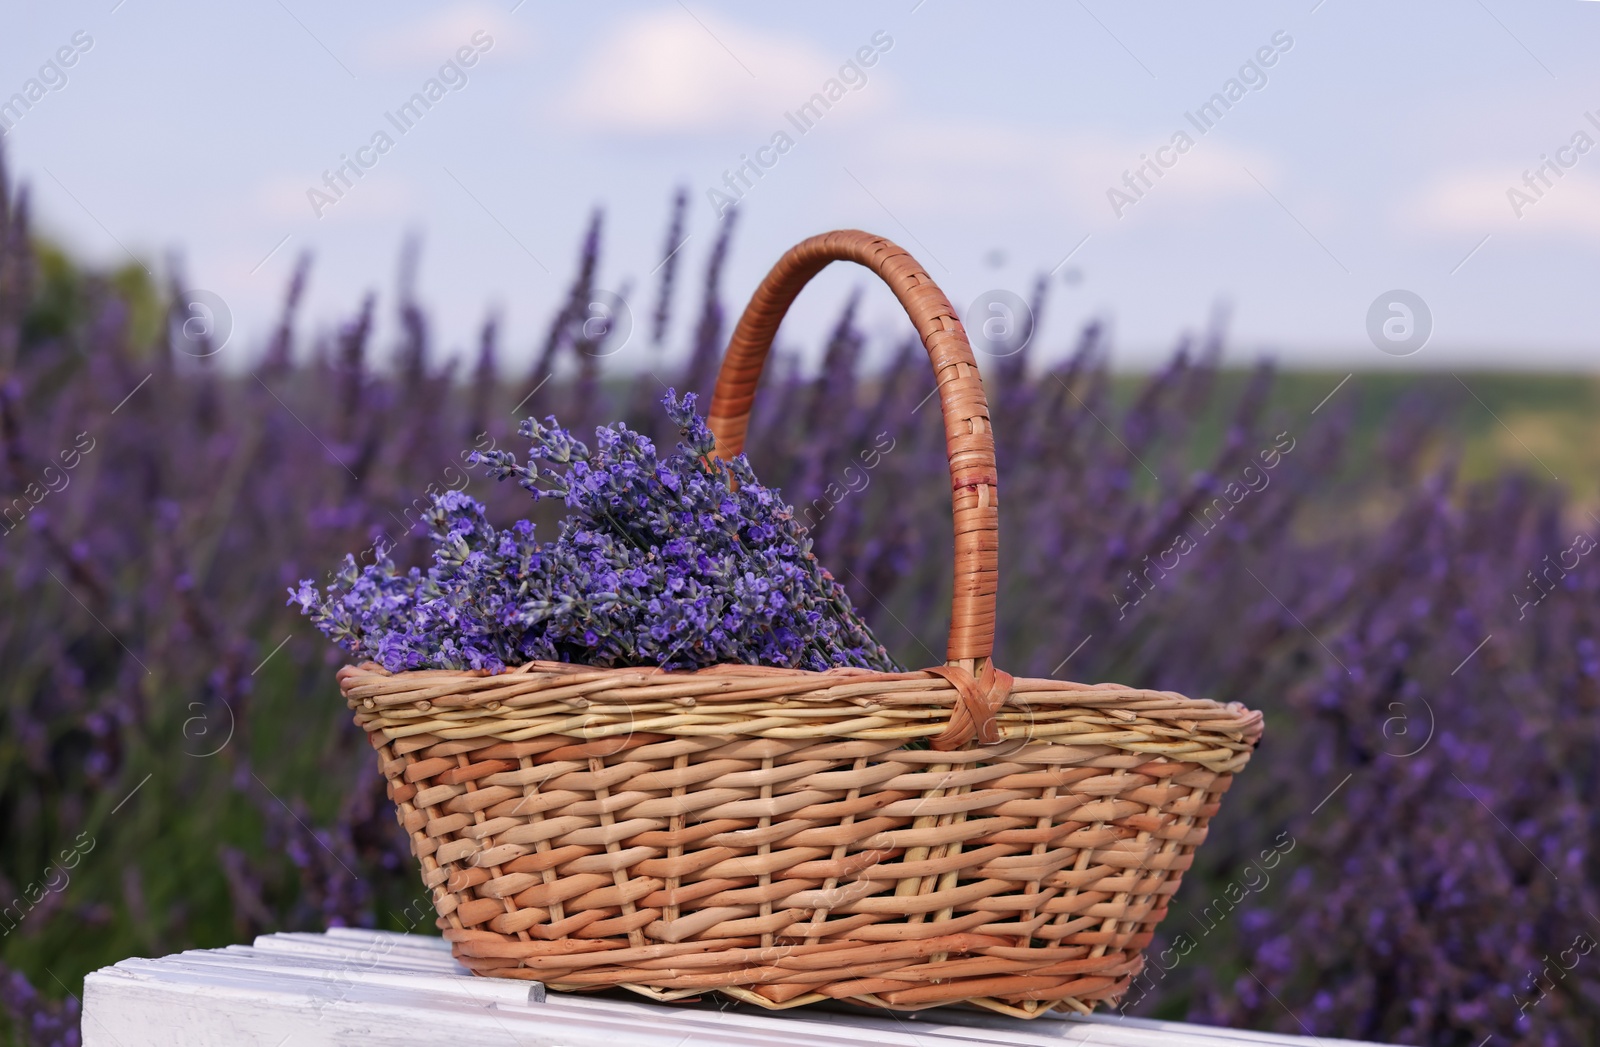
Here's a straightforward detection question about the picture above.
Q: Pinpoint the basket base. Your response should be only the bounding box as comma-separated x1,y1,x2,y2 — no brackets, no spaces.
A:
607,981,1097,1019
447,929,1138,1019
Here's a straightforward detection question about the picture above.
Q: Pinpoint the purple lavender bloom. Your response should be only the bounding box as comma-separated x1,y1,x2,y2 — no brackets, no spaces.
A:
292,392,899,674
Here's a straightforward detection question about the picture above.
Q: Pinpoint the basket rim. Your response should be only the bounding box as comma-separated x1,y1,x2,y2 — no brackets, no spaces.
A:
338,658,1247,711
337,660,1264,760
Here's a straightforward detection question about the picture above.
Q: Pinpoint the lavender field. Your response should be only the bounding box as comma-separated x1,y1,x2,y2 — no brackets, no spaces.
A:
1,170,1598,1047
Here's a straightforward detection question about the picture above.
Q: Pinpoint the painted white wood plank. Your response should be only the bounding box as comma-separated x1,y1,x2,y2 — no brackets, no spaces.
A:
81,930,1395,1047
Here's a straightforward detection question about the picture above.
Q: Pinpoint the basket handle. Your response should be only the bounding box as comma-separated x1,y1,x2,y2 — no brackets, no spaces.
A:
706,230,998,666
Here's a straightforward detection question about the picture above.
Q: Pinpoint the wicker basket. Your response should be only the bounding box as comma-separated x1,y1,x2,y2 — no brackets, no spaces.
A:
340,230,1263,1018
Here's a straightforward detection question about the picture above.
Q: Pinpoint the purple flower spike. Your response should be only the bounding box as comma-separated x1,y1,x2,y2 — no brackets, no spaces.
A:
292,396,899,674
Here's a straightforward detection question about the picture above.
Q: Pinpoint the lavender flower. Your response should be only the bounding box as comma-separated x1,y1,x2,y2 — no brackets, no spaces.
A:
292,391,900,674
0,965,80,1047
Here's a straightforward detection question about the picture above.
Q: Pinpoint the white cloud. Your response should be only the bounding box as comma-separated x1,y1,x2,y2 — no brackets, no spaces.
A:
850,120,1281,225
559,11,890,134
356,4,529,69
1411,168,1600,235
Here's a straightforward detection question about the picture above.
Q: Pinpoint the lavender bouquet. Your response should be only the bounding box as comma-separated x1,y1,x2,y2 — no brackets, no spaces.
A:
291,391,900,675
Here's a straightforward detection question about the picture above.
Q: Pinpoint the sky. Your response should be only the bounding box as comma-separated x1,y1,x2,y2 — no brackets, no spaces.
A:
2,0,1599,372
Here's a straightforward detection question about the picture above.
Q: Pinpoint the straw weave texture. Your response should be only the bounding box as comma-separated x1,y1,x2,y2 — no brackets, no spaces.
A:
344,661,1261,1016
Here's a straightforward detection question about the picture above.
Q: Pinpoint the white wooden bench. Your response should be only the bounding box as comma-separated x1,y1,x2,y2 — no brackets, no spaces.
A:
82,929,1394,1046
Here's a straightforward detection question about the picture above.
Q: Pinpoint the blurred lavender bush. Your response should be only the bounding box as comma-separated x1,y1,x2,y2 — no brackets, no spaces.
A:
1,156,1597,1047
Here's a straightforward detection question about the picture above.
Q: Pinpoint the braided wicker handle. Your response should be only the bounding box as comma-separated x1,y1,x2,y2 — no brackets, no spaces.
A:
706,230,998,666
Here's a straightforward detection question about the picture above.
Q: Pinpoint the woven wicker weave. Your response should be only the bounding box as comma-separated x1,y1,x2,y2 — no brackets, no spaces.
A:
341,230,1263,1018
